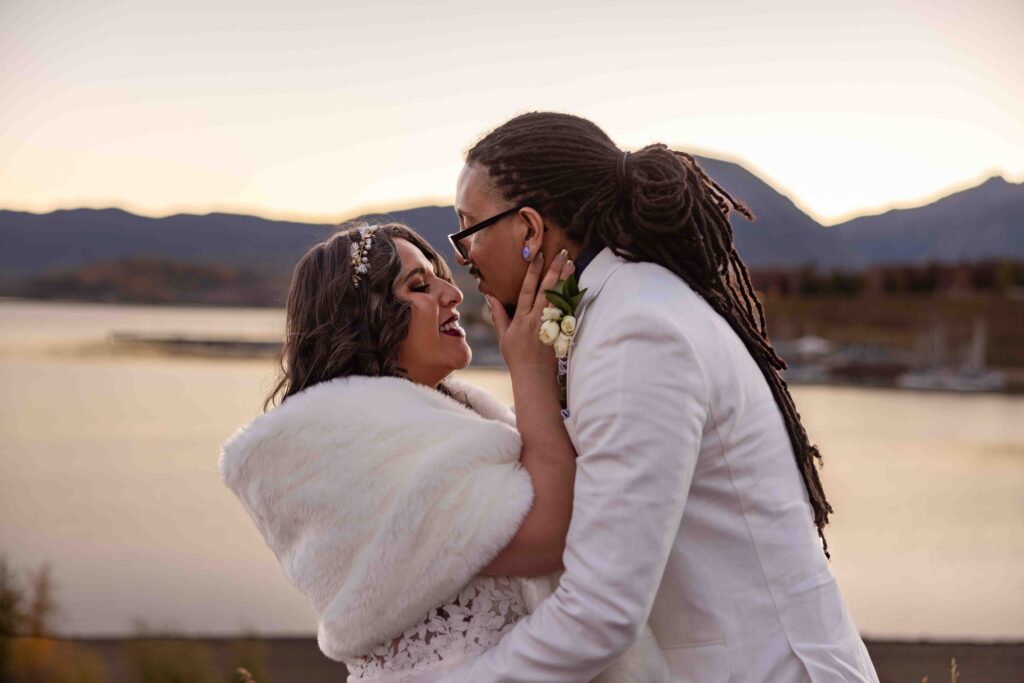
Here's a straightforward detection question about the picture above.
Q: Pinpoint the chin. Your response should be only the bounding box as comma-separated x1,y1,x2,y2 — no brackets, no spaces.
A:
454,345,472,370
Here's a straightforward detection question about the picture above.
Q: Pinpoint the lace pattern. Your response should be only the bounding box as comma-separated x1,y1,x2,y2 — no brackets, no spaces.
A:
347,575,527,680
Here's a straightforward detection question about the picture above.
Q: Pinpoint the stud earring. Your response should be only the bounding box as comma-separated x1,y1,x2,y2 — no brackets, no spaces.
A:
522,246,531,261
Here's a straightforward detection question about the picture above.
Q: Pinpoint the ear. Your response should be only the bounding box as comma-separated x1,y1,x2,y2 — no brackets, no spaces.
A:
518,207,545,260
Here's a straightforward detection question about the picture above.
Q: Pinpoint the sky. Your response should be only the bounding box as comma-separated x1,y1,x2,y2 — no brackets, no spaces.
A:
1,0,1021,226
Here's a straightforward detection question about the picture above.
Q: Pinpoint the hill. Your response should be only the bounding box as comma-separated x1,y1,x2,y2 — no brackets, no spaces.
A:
696,156,848,268
2,163,1021,279
832,176,1024,266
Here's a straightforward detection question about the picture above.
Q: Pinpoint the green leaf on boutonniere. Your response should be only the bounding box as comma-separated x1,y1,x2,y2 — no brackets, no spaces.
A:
563,273,581,298
544,289,575,315
545,274,588,315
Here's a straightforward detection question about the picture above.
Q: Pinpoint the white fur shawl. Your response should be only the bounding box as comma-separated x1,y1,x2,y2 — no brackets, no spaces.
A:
219,375,533,661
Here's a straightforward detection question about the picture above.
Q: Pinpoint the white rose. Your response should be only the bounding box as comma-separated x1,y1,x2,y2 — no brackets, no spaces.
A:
539,320,561,345
541,306,563,322
559,315,576,336
553,333,571,359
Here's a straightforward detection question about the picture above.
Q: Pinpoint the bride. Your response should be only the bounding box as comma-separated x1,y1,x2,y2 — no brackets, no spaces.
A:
219,223,666,682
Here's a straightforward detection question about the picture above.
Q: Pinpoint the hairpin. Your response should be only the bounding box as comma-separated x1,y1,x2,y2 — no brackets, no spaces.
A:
350,225,379,287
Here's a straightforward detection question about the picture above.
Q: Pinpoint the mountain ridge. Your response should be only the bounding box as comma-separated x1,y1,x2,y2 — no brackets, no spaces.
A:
3,162,1021,278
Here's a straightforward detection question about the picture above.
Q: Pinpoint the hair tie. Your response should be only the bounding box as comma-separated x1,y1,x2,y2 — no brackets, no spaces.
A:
617,150,631,183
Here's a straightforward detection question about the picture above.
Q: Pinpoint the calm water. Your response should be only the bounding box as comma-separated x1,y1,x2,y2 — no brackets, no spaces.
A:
1,300,1022,640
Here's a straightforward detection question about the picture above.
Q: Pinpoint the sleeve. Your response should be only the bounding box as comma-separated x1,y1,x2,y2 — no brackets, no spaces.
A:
445,306,709,682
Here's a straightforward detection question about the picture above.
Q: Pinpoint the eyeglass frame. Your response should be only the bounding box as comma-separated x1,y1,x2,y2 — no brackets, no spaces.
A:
448,204,531,261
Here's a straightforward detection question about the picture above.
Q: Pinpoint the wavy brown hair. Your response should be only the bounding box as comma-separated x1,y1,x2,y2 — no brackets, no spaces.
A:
264,222,455,410
467,111,834,556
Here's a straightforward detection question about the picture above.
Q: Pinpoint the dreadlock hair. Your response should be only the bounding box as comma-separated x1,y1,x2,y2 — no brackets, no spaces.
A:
466,111,834,557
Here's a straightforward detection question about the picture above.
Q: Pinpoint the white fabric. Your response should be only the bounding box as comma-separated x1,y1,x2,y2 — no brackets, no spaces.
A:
447,248,880,683
522,576,670,683
220,374,664,682
219,375,533,662
348,575,529,683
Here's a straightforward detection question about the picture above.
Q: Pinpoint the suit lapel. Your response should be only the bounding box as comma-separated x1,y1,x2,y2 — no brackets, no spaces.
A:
573,247,623,329
564,248,625,413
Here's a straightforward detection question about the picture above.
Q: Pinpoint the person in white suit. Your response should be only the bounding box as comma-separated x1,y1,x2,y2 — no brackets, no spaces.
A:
446,112,880,682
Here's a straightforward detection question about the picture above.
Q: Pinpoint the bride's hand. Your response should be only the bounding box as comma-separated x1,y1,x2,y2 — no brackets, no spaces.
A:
486,249,573,378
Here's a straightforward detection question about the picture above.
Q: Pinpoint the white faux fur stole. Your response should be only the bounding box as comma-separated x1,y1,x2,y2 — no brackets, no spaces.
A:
219,375,533,661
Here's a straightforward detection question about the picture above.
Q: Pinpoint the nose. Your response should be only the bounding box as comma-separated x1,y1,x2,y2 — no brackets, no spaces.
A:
441,278,464,306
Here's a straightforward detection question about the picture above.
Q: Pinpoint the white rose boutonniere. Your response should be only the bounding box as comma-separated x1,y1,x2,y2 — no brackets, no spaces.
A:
539,319,561,345
553,333,572,359
537,272,588,409
541,307,563,322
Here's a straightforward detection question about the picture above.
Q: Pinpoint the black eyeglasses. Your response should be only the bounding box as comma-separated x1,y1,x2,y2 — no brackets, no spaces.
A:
448,204,529,261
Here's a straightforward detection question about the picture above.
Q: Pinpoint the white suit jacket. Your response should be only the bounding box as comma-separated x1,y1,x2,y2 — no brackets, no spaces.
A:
448,248,879,683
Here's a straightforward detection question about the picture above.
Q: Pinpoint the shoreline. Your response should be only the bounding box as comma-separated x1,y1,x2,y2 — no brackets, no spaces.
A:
22,636,1023,682
2,297,1021,394
8,337,1023,395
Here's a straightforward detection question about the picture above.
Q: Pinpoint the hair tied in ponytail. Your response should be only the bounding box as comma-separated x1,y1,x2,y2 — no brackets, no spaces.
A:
617,150,631,183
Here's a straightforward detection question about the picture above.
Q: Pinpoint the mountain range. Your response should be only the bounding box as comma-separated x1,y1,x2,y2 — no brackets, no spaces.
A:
2,157,1021,280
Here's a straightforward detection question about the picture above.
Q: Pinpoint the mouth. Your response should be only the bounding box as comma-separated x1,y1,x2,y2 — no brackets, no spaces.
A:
439,313,466,338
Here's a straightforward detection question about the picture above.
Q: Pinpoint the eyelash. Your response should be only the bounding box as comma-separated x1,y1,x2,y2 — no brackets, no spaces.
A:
411,284,430,293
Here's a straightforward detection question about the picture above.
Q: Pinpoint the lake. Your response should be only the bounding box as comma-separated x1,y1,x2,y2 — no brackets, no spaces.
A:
1,300,1021,640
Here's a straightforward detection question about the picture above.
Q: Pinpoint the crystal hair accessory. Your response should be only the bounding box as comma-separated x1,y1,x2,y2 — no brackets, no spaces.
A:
350,225,379,287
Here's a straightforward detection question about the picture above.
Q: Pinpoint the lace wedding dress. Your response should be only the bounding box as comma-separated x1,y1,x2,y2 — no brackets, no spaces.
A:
346,575,529,682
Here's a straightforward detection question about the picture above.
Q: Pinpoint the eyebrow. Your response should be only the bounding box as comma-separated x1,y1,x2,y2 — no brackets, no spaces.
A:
403,266,427,283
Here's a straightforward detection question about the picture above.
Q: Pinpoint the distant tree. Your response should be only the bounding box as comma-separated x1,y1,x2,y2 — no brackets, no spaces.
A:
969,261,999,290
1,556,24,682
797,266,826,296
995,261,1016,290
0,556,23,636
11,258,283,307
1013,262,1024,287
826,270,864,297
24,564,55,638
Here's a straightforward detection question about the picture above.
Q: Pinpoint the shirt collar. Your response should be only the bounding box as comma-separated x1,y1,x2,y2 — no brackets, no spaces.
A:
573,239,605,278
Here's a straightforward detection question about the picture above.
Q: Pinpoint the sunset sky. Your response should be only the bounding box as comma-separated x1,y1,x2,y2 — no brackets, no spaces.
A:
1,0,1021,226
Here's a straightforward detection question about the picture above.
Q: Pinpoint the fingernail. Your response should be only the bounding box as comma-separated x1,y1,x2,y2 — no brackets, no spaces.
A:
559,249,568,260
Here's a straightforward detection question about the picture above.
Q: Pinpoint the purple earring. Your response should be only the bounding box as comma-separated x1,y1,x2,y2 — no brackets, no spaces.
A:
522,246,531,261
